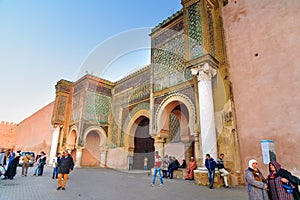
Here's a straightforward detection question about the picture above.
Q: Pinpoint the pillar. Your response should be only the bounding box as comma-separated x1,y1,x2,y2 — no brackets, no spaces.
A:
154,136,164,158
193,133,202,167
191,63,218,164
49,126,60,165
100,146,108,168
75,146,84,168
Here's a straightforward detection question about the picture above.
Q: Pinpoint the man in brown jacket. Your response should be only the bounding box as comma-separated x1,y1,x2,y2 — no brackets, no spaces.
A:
21,153,32,177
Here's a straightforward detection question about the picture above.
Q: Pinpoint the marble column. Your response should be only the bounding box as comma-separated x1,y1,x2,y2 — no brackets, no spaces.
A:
191,63,218,164
75,146,84,168
49,126,60,165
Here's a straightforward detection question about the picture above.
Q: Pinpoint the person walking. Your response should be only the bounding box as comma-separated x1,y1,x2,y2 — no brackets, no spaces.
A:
267,161,300,200
217,153,230,188
21,153,32,177
185,157,197,180
144,157,148,170
0,149,6,167
245,159,269,200
52,152,61,179
128,155,133,171
38,151,46,176
57,150,74,190
33,153,41,176
151,151,164,187
205,154,217,189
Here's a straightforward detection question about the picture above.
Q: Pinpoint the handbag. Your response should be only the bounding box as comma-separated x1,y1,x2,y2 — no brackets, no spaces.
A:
281,182,294,194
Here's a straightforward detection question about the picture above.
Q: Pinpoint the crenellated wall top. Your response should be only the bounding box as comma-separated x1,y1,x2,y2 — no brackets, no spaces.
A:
0,121,18,126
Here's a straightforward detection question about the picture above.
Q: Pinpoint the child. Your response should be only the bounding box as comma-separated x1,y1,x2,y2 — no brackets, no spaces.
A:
0,164,5,177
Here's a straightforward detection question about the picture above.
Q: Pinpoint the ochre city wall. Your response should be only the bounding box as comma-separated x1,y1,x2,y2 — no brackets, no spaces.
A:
0,121,17,150
14,102,56,162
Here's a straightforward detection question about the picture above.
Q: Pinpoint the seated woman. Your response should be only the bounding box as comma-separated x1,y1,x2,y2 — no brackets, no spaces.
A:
179,159,186,168
185,157,197,180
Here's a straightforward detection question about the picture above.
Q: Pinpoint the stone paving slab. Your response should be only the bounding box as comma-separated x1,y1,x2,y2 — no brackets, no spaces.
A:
0,166,248,200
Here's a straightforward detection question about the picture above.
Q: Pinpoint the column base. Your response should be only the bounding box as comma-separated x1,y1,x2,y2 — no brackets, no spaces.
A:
194,167,223,188
74,165,82,168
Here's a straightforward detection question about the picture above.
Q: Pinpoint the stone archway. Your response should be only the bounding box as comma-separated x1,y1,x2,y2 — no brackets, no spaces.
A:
81,126,107,167
123,109,150,153
133,117,154,170
67,125,78,163
123,105,154,170
67,129,77,150
155,93,197,134
155,93,197,161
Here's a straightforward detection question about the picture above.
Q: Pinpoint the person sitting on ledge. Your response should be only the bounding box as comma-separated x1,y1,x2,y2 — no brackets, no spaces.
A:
179,159,186,169
185,157,197,180
168,157,180,179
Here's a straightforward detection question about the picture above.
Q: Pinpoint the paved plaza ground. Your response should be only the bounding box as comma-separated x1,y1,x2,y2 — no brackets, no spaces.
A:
0,166,248,200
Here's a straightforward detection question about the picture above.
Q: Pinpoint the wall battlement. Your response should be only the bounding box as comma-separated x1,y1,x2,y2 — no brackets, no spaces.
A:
0,121,17,149
0,121,18,126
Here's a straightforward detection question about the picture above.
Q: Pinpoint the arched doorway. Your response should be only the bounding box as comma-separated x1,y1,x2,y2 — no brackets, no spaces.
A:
67,130,77,150
67,127,78,162
82,131,101,166
133,117,154,170
158,100,194,161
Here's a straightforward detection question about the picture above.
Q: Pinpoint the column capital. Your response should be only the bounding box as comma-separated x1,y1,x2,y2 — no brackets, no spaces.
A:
192,133,200,142
191,63,217,81
76,145,85,151
154,136,165,143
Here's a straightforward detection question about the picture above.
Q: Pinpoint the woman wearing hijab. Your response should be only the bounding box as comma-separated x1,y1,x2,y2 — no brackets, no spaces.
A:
245,159,269,200
268,161,300,200
3,152,20,180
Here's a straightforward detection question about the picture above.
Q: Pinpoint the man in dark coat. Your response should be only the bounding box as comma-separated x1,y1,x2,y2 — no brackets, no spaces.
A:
168,157,180,179
57,150,74,190
205,154,217,189
38,151,47,176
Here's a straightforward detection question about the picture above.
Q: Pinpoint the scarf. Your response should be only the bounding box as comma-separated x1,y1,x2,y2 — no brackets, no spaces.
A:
249,167,266,182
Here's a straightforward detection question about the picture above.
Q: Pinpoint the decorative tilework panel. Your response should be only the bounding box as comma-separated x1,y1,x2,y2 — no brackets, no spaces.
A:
110,120,119,148
153,34,192,92
207,3,216,57
187,2,203,58
169,112,181,143
58,95,67,122
84,91,111,123
71,93,82,122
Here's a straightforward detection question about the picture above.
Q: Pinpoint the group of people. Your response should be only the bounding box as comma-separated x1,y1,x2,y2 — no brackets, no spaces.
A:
33,151,47,176
246,159,300,200
32,150,75,191
161,155,180,179
1,151,20,180
204,153,230,189
0,150,47,179
151,151,199,186
0,149,75,191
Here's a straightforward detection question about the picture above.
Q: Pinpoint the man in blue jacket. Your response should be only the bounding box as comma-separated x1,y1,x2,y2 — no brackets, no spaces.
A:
205,154,217,189
57,150,74,191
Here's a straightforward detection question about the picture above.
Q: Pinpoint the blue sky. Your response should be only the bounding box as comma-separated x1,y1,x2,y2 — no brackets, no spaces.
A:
0,0,182,123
